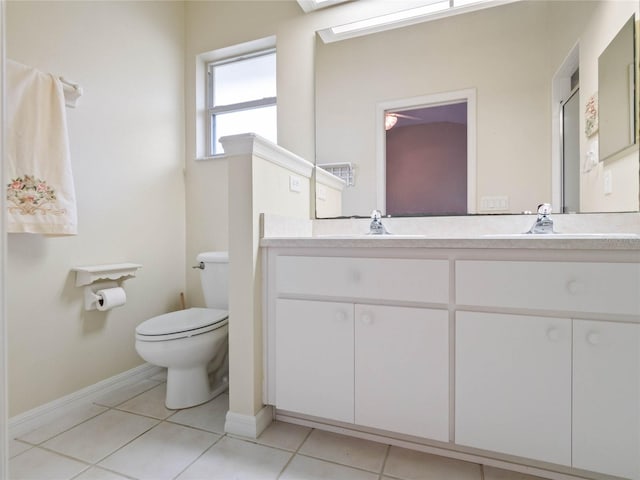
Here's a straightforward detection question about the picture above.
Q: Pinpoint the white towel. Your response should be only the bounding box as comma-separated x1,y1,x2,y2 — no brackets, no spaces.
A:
6,60,78,235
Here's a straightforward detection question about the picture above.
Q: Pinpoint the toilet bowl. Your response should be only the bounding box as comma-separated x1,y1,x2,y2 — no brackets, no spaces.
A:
135,252,229,409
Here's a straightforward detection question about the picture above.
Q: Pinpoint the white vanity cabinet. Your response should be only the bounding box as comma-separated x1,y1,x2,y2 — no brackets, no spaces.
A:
455,311,572,466
354,304,449,440
456,259,640,478
264,245,640,480
573,319,640,480
268,254,450,441
275,298,354,423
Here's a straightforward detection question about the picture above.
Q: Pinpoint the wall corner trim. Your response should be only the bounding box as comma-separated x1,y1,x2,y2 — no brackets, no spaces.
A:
224,405,273,439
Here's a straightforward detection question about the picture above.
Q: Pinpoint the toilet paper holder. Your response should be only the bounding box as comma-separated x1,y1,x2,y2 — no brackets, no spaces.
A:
72,263,141,311
84,281,119,311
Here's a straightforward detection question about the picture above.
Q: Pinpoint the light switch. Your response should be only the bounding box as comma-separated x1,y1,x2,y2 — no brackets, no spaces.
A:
289,175,302,193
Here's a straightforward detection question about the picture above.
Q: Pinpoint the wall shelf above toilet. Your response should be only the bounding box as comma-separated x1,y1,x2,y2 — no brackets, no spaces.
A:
72,263,142,287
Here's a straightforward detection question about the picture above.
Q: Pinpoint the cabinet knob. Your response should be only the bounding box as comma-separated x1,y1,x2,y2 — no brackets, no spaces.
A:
566,280,584,295
546,327,560,342
335,311,347,322
361,313,373,325
349,269,362,283
586,332,600,345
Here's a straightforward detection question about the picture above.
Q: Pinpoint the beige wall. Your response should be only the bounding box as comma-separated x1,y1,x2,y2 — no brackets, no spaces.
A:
6,1,186,415
578,1,639,212
183,1,426,305
184,1,302,308
316,1,553,216
5,0,638,420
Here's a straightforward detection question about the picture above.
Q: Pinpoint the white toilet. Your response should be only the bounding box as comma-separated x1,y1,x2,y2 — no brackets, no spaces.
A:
135,251,229,409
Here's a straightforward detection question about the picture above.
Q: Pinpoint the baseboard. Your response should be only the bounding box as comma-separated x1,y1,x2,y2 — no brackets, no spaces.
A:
224,404,273,439
9,363,163,438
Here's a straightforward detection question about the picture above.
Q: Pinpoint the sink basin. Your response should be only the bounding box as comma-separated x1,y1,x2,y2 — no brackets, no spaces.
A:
483,233,639,239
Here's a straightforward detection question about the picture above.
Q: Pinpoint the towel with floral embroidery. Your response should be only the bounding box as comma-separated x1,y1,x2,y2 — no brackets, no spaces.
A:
6,59,77,235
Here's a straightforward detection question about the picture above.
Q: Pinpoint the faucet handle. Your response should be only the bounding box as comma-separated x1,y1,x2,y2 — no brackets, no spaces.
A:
537,203,552,215
371,209,382,221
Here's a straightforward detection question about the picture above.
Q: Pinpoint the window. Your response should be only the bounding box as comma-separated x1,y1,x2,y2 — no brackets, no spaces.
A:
207,50,277,155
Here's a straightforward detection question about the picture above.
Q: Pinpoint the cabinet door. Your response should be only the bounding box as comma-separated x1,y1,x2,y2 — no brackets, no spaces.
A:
275,299,354,423
573,320,640,480
455,311,571,465
355,304,449,441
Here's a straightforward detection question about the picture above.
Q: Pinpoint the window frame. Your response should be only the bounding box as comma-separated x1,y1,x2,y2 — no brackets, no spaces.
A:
206,49,277,156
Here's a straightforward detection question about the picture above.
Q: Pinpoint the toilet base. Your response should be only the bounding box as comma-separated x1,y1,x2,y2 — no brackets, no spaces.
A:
165,366,228,409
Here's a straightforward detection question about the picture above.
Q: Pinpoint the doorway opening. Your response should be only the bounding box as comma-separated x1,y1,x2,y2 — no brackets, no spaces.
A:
376,89,477,216
552,43,581,213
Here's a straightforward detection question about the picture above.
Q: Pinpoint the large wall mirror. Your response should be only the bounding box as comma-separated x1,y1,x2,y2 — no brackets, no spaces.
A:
315,0,640,218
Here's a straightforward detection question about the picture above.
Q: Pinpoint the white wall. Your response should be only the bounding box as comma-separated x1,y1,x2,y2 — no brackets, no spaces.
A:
6,1,186,416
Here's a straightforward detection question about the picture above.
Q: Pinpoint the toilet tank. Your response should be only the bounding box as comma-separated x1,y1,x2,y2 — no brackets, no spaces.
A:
197,251,229,310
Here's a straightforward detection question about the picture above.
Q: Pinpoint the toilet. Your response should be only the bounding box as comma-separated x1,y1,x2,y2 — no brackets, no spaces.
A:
135,251,229,409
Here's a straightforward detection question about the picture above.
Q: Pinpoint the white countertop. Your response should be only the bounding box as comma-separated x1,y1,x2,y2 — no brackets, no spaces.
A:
260,235,640,251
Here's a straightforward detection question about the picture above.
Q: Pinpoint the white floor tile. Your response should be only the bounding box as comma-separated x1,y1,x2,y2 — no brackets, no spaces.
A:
98,422,220,480
256,421,312,452
167,393,228,433
9,439,31,458
72,466,132,480
116,383,175,419
298,429,388,473
384,447,482,480
176,436,292,480
93,379,161,407
9,447,89,480
483,465,547,480
280,455,379,480
42,409,159,464
18,403,108,445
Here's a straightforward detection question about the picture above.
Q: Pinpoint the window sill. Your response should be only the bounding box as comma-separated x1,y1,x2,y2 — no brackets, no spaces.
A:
195,154,227,162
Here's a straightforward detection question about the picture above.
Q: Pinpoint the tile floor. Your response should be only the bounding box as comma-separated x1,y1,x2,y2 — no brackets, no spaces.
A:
9,372,545,480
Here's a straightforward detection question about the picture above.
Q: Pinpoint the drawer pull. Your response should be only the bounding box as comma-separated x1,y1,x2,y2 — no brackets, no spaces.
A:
335,311,347,322
586,332,600,345
566,280,584,295
546,327,560,342
361,313,373,325
349,269,362,283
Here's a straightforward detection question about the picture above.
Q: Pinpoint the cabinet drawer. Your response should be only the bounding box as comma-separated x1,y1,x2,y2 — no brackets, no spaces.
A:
276,256,449,304
456,261,640,316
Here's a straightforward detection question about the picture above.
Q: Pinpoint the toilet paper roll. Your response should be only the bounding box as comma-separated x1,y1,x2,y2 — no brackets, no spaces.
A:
96,287,127,311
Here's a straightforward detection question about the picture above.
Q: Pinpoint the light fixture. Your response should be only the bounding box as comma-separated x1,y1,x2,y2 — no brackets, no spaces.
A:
385,113,398,131
318,0,514,43
296,0,351,13
331,1,449,36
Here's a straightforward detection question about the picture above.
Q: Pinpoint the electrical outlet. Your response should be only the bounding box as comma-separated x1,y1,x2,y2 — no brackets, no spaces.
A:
289,175,301,193
480,196,509,211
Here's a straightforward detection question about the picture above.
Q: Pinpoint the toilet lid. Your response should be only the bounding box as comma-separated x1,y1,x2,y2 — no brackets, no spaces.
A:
136,307,228,337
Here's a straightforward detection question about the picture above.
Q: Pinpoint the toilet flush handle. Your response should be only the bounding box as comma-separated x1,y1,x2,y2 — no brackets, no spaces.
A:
192,262,205,270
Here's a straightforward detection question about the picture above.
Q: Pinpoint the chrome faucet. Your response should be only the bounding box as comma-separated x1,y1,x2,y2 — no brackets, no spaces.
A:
369,210,390,235
528,203,554,234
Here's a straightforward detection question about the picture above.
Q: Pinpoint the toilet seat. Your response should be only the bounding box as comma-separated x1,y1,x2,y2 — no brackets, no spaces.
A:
135,307,228,342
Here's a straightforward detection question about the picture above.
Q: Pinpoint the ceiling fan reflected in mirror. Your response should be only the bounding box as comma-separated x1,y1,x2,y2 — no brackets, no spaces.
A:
384,111,421,130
